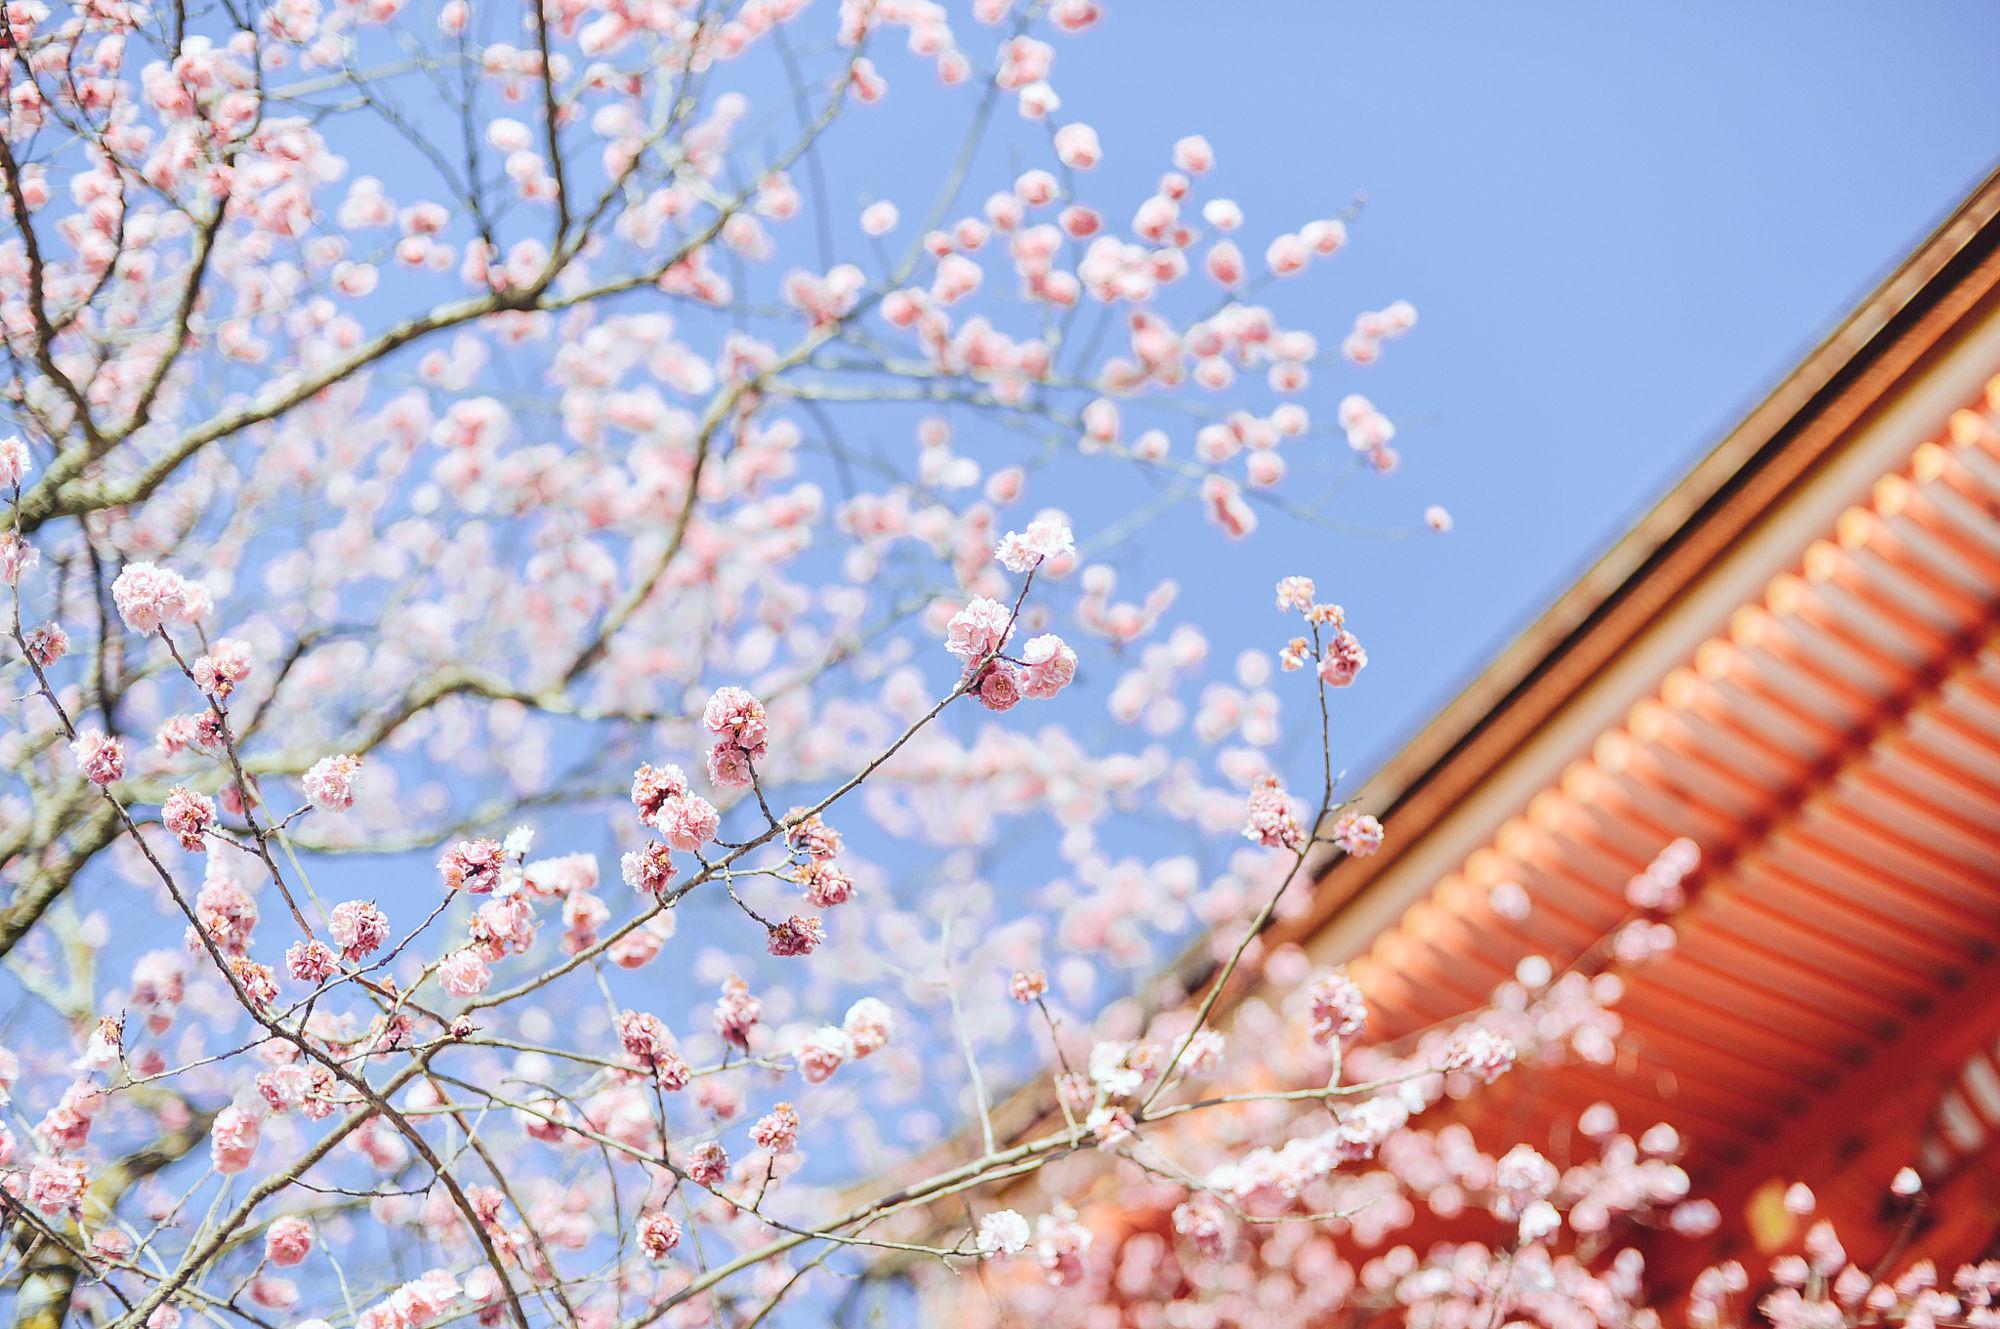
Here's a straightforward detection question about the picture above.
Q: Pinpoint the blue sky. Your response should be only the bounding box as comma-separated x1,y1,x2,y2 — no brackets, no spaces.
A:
1027,1,2000,780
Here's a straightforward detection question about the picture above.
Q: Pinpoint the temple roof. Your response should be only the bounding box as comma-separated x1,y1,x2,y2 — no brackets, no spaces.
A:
1290,164,2000,1282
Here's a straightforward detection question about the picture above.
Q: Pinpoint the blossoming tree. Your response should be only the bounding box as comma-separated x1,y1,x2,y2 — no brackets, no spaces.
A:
0,2,1979,1329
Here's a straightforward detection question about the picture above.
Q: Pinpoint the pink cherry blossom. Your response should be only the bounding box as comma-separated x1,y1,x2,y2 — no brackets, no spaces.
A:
616,1010,692,1089
1319,627,1368,687
438,838,505,893
1172,135,1215,174
111,563,200,635
1265,233,1310,276
843,997,894,1057
714,974,763,1050
994,516,1076,572
162,787,217,851
286,940,338,984
27,1156,87,1215
654,794,720,852
686,1141,730,1186
327,900,389,961
1053,123,1102,170
1242,776,1302,850
1307,970,1368,1046
302,755,362,811
977,1209,1032,1257
945,596,1014,664
793,1026,853,1083
976,662,1025,712
439,949,491,997
1020,634,1078,699
861,200,899,236
210,1105,261,1174
1331,809,1385,857
0,436,29,486
70,729,126,786
751,1102,801,1153
630,762,690,823
767,914,826,957
637,1210,683,1259
23,622,67,666
265,1216,314,1267
192,638,253,698
621,843,676,897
